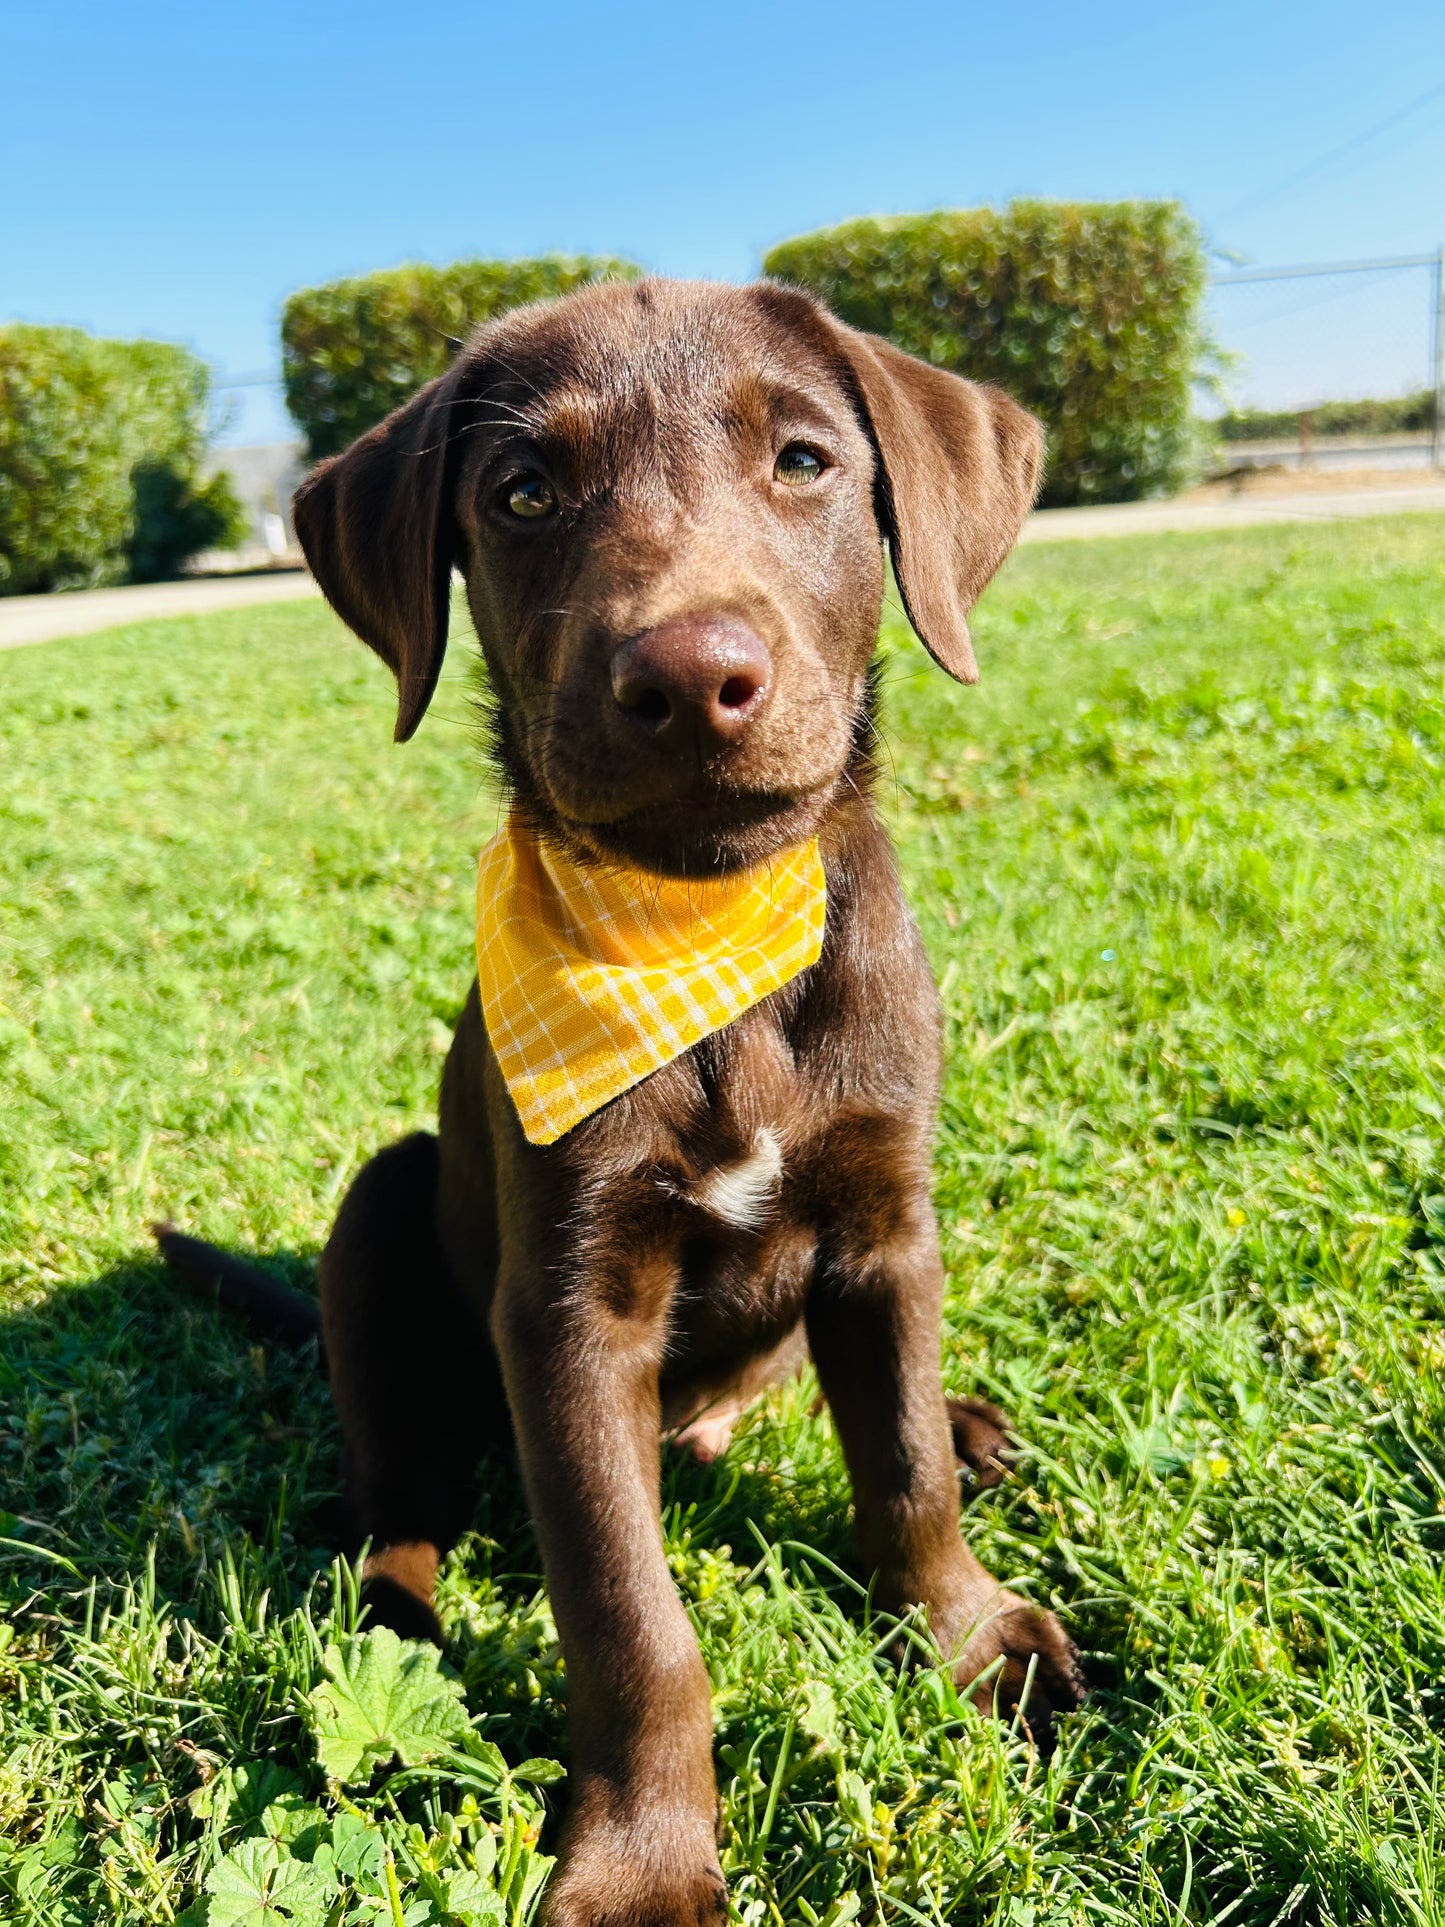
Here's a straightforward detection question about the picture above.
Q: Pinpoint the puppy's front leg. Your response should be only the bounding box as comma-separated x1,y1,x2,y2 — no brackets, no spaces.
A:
491,1263,726,1927
807,1188,1084,1749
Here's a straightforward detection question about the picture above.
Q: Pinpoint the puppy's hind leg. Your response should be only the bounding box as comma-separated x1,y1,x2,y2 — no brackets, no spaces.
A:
320,1131,503,1643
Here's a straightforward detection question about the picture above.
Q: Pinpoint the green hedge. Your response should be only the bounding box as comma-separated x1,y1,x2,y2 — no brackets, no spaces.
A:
0,325,243,595
764,201,1207,506
281,254,643,460
1216,391,1436,442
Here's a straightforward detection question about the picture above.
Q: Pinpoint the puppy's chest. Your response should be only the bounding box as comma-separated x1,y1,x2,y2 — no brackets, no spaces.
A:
662,998,822,1233
666,1124,816,1354
682,1125,787,1231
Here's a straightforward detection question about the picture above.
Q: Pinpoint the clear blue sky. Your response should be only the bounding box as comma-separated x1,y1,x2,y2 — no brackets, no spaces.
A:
6,0,1445,442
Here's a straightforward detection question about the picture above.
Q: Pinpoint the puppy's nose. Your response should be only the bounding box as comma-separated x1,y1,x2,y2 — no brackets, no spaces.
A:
611,616,772,752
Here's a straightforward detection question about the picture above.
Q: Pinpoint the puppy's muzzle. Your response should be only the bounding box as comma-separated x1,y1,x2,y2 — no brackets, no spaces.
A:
610,615,772,759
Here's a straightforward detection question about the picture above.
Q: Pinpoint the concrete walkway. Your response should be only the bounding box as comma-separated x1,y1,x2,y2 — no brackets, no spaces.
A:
1021,480,1445,543
0,570,320,651
3,482,1444,653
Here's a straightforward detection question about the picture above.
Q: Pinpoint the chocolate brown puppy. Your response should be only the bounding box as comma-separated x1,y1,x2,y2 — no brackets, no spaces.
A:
166,279,1082,1927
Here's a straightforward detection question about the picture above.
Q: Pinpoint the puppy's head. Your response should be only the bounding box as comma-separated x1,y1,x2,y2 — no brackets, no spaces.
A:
294,279,1041,877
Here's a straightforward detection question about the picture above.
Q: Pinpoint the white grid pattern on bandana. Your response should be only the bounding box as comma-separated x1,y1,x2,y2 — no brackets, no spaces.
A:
475,814,826,1144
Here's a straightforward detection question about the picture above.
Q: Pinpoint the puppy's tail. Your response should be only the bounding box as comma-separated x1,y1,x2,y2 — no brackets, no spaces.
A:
152,1223,324,1351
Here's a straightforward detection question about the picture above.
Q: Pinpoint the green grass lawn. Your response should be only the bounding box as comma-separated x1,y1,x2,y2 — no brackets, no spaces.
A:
3,514,1445,1925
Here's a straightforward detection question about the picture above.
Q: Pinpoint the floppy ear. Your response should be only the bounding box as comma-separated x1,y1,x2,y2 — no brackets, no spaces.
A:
829,325,1044,683
292,366,469,741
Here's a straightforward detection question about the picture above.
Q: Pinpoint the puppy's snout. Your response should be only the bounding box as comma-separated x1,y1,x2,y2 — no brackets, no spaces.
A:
610,617,772,753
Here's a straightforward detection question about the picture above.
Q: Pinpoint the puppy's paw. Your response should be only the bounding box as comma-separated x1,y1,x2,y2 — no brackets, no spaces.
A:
359,1574,443,1645
359,1543,444,1645
953,1590,1085,1756
542,1841,727,1927
946,1395,1015,1490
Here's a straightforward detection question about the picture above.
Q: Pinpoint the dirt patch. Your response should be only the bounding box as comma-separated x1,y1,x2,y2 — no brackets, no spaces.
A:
1187,464,1445,501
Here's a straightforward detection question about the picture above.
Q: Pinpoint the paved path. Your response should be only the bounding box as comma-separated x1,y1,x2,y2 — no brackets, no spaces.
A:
0,570,320,651
3,483,1444,652
1021,480,1445,543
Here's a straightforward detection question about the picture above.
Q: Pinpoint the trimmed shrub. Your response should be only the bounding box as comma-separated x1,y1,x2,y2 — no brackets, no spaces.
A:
282,254,643,460
764,201,1207,505
0,325,242,595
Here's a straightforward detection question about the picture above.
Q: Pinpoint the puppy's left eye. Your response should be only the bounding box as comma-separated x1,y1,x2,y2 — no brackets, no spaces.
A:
504,473,557,519
774,444,825,486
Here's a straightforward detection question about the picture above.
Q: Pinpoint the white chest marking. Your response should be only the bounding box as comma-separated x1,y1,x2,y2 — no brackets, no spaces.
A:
693,1127,783,1230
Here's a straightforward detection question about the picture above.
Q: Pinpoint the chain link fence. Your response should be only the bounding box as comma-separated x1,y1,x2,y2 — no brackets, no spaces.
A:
1207,249,1445,472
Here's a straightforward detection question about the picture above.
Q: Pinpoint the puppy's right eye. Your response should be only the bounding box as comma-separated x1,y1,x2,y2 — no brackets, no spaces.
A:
774,443,825,486
504,473,557,519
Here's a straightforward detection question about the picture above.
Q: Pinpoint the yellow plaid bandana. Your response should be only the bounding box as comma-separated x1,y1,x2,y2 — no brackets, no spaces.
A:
475,811,827,1145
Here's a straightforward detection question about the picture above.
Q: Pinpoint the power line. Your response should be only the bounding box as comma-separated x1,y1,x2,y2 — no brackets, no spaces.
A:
1220,76,1445,223
1215,263,1423,334
1215,252,1437,284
